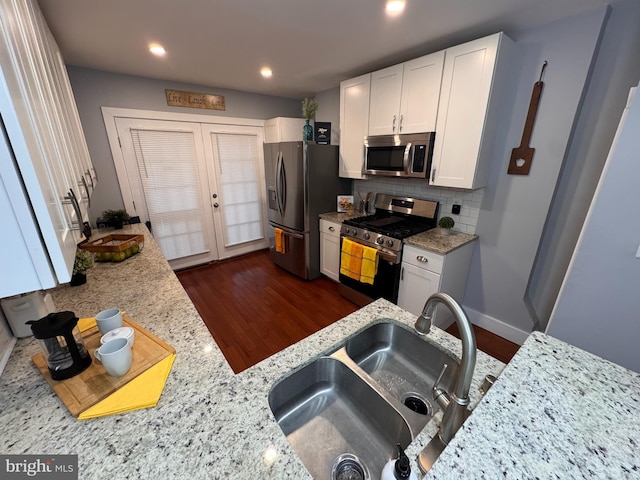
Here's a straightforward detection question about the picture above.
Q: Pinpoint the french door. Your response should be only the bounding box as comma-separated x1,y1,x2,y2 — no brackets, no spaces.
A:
112,116,267,270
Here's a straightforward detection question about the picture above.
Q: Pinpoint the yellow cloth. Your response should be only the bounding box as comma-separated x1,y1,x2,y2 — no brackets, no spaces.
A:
340,238,363,281
274,227,285,254
76,317,175,420
360,245,379,285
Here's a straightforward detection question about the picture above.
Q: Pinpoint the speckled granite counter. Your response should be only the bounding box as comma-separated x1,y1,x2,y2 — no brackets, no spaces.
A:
425,332,640,479
319,212,478,255
405,229,478,255
0,223,504,478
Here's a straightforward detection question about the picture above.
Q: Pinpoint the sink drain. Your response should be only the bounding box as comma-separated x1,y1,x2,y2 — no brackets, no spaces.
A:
331,453,370,480
401,393,432,416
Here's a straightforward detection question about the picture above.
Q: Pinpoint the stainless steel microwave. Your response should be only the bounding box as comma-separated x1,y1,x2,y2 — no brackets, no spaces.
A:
363,132,435,178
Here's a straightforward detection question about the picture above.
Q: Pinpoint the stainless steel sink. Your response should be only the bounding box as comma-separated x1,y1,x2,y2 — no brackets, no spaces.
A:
268,320,460,478
344,322,459,433
268,356,412,479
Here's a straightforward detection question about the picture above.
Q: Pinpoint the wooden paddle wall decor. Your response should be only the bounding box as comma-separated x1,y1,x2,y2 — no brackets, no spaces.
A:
508,61,547,175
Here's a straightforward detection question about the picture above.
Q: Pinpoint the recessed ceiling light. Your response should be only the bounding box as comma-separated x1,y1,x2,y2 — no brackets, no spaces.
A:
149,44,166,56
386,0,405,15
260,67,273,78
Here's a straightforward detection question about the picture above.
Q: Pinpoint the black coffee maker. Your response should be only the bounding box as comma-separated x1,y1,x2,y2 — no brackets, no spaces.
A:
28,311,92,380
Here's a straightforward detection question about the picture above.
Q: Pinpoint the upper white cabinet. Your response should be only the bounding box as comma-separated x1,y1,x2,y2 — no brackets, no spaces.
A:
264,117,306,143
430,32,515,189
368,51,444,136
339,73,371,179
0,0,94,297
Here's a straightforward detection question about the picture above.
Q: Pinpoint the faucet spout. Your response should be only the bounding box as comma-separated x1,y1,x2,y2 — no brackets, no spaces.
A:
414,292,477,473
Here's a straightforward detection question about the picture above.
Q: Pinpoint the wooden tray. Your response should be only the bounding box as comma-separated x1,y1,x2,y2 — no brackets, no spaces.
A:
32,316,175,417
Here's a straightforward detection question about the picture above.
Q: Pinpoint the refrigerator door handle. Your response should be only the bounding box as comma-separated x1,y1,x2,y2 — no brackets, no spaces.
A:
279,151,287,216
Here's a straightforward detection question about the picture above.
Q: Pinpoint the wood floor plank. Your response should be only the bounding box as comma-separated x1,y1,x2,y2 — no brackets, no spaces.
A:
177,249,520,372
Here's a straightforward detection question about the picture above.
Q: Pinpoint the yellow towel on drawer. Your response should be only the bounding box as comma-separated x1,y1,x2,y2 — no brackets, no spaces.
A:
340,238,363,281
274,227,285,254
360,245,379,285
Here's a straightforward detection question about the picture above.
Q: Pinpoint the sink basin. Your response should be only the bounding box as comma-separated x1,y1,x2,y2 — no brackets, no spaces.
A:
344,322,459,433
268,356,411,479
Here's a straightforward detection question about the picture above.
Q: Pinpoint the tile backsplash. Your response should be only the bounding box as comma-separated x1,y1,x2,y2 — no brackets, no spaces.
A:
353,177,483,234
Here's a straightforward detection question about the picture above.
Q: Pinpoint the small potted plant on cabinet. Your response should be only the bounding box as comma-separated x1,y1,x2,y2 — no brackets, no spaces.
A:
101,209,130,229
70,248,93,286
438,216,455,235
302,97,318,142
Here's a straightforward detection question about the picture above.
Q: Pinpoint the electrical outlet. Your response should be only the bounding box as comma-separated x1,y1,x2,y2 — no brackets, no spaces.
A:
452,204,461,215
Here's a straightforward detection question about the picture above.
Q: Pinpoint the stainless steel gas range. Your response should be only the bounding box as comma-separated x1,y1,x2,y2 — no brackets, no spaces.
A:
338,194,439,306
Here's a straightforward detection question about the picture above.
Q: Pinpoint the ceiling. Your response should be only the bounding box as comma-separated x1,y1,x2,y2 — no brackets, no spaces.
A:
37,0,617,99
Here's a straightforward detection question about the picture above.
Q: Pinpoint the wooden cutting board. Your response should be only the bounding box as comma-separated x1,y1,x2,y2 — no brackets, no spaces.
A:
32,316,175,417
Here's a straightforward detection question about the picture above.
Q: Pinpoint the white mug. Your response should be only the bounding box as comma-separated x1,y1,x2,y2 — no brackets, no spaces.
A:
94,337,132,376
95,308,123,335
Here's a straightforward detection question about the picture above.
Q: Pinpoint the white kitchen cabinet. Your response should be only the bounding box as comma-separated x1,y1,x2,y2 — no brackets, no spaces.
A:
368,51,444,136
339,74,370,179
319,219,342,281
0,0,94,297
430,32,515,189
264,117,306,143
397,242,474,328
0,309,16,377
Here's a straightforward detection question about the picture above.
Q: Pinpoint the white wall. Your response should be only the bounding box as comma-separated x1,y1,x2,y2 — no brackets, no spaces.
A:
461,7,609,343
67,67,301,221
546,83,640,373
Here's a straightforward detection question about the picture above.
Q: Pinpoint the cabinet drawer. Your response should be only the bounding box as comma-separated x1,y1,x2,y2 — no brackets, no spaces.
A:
402,244,444,274
320,219,341,239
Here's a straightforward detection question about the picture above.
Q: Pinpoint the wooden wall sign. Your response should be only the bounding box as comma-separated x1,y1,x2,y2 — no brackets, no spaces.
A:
165,89,226,111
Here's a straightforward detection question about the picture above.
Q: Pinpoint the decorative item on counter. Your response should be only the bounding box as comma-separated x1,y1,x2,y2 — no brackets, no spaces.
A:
302,97,318,142
99,209,130,229
80,233,144,262
381,444,418,480
70,248,93,286
27,311,92,380
357,191,372,214
437,216,455,235
337,195,355,213
314,121,331,144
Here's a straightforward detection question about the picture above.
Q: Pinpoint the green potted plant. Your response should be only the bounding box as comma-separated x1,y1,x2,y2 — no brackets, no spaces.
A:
438,216,455,235
301,97,318,141
70,248,93,286
101,209,130,229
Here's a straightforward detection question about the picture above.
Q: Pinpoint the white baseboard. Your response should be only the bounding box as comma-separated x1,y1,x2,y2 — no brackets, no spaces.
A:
462,306,531,345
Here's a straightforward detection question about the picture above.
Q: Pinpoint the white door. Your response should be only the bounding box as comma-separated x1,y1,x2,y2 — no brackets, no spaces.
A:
201,124,268,259
115,117,219,269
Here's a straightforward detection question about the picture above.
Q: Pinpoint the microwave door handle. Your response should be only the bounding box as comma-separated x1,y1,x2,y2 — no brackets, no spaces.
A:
403,142,412,175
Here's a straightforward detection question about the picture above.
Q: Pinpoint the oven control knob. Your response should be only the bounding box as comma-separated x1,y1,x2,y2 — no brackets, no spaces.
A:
386,239,394,248
363,232,370,240
344,227,352,235
376,237,385,245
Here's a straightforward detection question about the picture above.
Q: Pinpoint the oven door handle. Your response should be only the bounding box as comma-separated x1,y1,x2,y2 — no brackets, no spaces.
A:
342,237,399,264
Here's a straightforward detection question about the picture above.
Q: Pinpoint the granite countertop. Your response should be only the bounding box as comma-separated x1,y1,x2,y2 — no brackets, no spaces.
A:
0,223,503,478
319,211,478,255
425,331,640,479
3,224,637,479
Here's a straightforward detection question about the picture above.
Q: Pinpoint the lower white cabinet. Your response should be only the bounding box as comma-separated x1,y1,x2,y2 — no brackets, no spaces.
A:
397,242,474,328
320,219,342,281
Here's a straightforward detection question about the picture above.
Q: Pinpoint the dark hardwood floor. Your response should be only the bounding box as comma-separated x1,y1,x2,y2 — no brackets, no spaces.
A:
176,249,520,372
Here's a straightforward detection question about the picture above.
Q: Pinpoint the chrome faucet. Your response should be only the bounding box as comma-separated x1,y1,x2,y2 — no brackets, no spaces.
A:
414,292,477,473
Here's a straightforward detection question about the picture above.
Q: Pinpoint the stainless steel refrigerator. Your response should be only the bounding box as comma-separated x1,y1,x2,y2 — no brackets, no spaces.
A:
264,142,351,279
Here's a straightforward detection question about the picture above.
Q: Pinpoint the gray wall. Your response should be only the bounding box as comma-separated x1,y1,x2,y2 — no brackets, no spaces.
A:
67,67,301,220
546,78,640,373
462,7,610,341
527,0,640,331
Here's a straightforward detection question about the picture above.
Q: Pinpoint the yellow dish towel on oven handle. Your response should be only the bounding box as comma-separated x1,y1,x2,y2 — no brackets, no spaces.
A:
360,245,379,285
340,237,362,281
